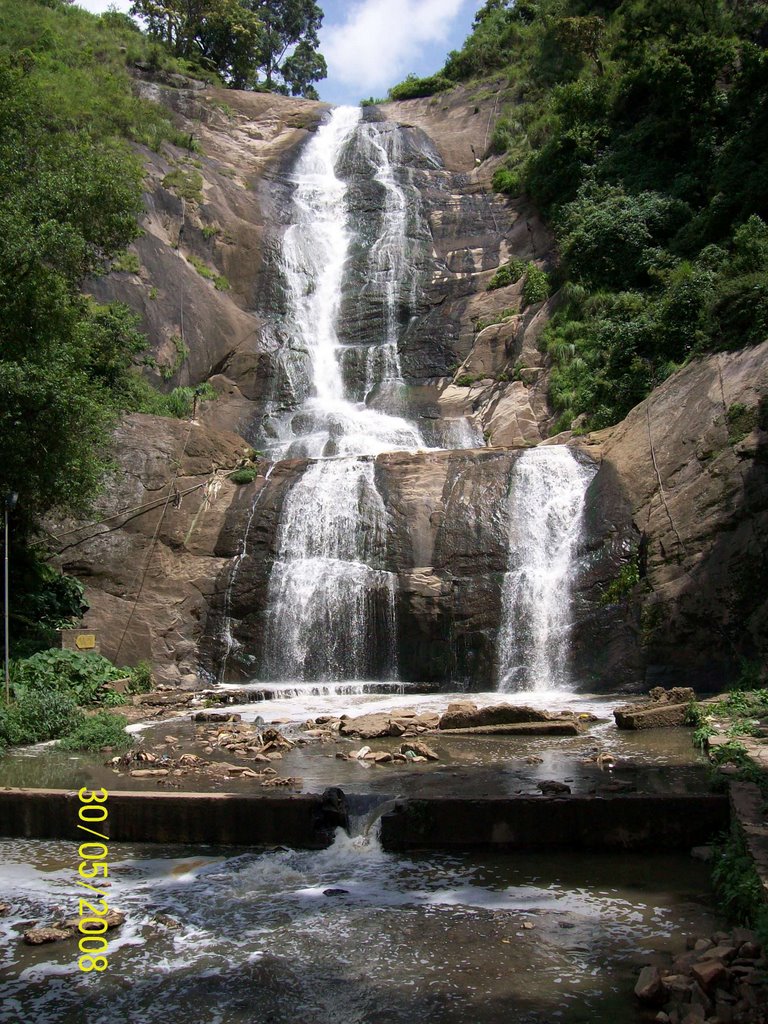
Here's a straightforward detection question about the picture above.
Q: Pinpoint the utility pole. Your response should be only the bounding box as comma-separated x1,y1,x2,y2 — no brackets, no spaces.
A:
4,492,18,704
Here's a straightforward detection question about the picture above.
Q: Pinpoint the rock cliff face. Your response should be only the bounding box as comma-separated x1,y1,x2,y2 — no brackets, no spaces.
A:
58,74,768,691
56,414,250,684
581,341,768,689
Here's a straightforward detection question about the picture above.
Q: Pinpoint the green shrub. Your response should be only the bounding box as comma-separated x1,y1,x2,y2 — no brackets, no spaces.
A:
187,254,230,291
230,467,258,485
10,649,128,706
521,263,550,306
111,250,141,274
727,402,758,444
128,380,217,419
0,691,83,748
490,116,514,155
162,168,203,203
129,660,154,693
58,711,132,752
492,167,522,196
488,258,526,291
387,73,453,101
600,556,641,606
712,828,767,928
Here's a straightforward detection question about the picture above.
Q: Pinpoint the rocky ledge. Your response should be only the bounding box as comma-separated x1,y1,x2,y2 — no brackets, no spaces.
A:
634,927,767,1023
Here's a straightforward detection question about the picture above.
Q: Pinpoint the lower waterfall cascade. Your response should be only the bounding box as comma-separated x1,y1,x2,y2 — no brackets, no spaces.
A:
496,447,597,693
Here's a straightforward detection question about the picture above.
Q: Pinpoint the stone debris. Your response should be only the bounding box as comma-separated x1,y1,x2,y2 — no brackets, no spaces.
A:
438,701,587,731
615,687,696,730
109,725,297,785
192,711,242,723
338,711,440,739
635,928,767,1023
23,927,76,945
261,776,302,788
400,741,439,762
23,910,125,945
537,780,572,796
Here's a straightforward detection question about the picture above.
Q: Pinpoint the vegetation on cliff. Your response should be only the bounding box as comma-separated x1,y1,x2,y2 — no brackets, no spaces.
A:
392,0,768,430
129,0,328,97
0,0,222,654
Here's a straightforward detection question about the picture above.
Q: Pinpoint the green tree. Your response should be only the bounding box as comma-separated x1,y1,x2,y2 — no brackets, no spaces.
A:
243,0,326,97
130,0,261,77
0,58,143,530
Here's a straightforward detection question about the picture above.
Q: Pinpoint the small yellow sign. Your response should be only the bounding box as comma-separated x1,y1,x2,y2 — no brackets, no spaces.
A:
75,634,96,651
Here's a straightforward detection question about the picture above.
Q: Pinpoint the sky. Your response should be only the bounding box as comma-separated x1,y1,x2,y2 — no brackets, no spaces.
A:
74,0,484,105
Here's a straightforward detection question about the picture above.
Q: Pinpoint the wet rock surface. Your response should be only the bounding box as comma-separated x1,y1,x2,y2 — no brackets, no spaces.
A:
615,687,697,731
635,928,768,1023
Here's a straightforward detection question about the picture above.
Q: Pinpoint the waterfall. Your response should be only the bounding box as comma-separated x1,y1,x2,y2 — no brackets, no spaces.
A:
497,446,596,693
271,106,421,460
264,458,397,680
258,107,424,681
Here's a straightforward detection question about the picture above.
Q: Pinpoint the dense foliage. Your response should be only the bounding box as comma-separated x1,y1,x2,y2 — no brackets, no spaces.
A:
130,0,327,97
0,691,83,749
0,649,143,751
10,650,130,707
392,0,768,430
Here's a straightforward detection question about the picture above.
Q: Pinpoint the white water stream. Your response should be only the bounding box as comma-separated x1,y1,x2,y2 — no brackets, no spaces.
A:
497,447,596,693
260,107,424,681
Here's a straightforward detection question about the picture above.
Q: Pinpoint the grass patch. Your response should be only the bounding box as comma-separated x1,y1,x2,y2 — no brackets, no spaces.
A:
187,254,230,291
727,402,758,445
58,711,132,752
162,167,203,204
0,691,82,749
487,258,526,291
230,467,258,485
111,249,140,274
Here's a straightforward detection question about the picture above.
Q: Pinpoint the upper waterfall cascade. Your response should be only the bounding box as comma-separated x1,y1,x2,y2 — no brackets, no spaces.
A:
497,446,597,693
270,105,422,460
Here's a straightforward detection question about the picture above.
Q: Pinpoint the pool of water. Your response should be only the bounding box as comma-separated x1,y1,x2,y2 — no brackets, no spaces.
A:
0,689,709,797
0,832,719,1024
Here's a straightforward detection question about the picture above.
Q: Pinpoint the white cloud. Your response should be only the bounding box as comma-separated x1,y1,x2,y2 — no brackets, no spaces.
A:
321,0,472,93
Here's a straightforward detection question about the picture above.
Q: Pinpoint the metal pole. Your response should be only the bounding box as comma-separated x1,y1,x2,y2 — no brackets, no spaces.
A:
4,503,9,704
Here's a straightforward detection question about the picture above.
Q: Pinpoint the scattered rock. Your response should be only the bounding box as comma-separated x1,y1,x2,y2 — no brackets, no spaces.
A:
192,711,242,722
635,928,766,1020
0,903,10,915
23,927,75,945
323,888,349,897
23,910,125,945
130,769,170,778
635,964,664,1004
537,780,571,796
690,846,714,863
400,741,439,762
56,910,125,933
615,687,696,730
438,702,572,731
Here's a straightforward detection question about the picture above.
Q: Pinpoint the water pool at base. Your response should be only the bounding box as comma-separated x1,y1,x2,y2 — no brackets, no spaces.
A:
0,832,719,1024
0,690,710,797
